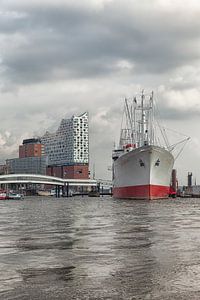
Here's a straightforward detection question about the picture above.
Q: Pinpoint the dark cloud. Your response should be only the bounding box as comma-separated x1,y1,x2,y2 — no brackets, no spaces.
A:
0,0,200,87
0,0,199,182
157,105,200,120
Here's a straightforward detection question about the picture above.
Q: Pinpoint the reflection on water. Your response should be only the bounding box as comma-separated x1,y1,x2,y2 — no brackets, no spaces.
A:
19,266,75,283
0,196,200,299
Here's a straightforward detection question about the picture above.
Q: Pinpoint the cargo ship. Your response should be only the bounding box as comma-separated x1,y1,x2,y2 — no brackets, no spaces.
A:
112,91,174,200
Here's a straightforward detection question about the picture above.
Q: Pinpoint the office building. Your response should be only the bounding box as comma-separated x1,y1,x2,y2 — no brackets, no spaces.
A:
6,112,89,179
6,156,47,175
19,138,45,158
41,112,89,179
6,138,47,175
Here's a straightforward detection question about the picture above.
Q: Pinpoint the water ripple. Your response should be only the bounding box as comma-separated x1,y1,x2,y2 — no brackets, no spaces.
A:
0,196,200,299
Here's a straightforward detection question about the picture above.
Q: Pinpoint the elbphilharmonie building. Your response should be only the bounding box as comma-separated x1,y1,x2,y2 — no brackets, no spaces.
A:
41,112,89,179
6,112,89,179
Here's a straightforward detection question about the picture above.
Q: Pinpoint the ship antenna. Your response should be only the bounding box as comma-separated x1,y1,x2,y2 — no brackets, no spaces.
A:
141,90,145,147
125,97,134,144
150,91,154,145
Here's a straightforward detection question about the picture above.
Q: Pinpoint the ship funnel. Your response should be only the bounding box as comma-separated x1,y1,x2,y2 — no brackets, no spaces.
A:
188,172,192,187
171,169,177,192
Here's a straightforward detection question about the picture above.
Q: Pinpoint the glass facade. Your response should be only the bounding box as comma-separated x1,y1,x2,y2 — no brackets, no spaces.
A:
41,112,89,166
6,156,48,175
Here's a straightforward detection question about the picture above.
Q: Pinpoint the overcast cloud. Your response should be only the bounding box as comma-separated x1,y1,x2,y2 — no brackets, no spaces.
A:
0,0,200,184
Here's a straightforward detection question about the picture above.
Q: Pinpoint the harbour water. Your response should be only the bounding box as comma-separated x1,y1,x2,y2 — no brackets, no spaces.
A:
0,196,200,299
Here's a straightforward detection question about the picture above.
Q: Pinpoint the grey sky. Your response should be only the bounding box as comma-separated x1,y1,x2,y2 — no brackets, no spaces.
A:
0,0,200,184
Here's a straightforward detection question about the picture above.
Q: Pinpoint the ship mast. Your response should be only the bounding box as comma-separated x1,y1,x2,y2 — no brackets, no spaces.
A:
117,90,189,155
149,91,154,145
119,91,155,149
125,98,134,144
142,90,155,147
141,90,145,147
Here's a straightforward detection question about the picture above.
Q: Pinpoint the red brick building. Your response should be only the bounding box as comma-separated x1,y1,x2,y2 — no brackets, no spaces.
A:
17,137,89,179
46,165,89,179
19,138,45,158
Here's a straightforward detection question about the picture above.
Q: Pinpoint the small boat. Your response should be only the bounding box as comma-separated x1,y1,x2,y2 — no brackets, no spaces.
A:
37,190,51,196
88,190,100,197
7,193,23,200
0,192,8,200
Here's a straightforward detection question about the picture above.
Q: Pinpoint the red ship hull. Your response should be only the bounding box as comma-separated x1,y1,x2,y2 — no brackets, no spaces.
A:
113,184,170,200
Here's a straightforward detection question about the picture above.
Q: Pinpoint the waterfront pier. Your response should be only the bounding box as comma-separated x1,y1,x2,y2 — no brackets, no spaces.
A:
0,174,112,197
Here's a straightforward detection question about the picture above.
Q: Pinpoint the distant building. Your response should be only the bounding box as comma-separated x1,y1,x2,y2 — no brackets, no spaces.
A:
0,164,8,175
19,138,45,158
46,164,89,179
41,112,89,165
6,138,47,175
6,156,47,175
5,112,89,179
41,112,89,179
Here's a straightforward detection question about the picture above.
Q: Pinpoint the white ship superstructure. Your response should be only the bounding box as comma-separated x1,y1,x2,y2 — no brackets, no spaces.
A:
112,91,174,199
